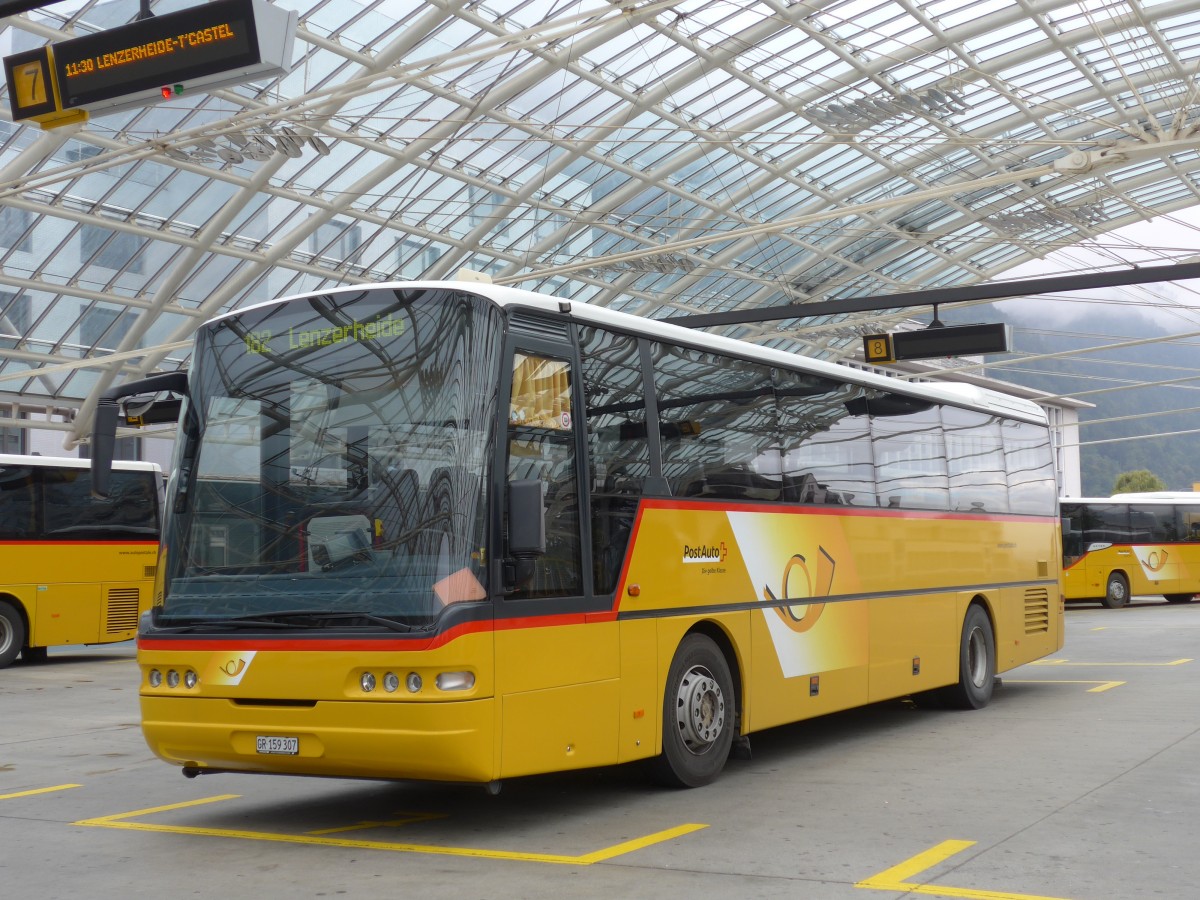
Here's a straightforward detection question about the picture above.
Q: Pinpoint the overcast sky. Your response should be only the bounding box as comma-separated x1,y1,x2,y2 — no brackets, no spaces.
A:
995,207,1200,331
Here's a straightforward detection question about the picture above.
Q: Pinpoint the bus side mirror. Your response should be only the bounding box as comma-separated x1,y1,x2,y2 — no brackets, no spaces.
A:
507,479,546,557
91,399,120,499
505,479,545,591
91,371,189,499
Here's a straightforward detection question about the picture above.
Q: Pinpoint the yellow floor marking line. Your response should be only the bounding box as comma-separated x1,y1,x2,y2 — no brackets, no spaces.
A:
308,812,447,835
1006,679,1125,693
857,839,1075,900
0,783,81,801
75,794,707,865
1031,658,1192,666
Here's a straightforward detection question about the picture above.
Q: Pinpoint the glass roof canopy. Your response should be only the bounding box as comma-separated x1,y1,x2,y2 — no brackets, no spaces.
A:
2,0,1200,449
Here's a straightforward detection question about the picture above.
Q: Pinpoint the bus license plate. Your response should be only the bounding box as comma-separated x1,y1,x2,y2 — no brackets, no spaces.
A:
256,736,299,755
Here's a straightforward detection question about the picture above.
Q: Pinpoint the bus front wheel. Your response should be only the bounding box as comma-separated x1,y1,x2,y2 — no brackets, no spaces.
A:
0,603,25,669
653,633,735,788
1102,573,1130,609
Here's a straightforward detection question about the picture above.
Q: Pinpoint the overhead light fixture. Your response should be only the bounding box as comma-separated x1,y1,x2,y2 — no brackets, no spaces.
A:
156,124,334,167
806,87,970,132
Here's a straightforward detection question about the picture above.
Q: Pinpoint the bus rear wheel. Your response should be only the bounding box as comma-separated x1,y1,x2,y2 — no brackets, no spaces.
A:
937,604,995,710
653,633,735,788
1102,573,1130,609
0,603,25,669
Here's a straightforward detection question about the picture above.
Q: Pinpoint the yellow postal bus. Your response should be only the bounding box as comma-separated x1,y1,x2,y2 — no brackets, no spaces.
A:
1060,496,1200,607
92,282,1063,788
0,454,161,667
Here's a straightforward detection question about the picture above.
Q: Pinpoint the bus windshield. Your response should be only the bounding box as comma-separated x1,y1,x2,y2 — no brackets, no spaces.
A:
160,287,504,629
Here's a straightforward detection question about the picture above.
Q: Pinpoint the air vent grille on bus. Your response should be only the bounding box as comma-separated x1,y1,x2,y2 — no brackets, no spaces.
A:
144,566,157,579
1024,588,1050,634
106,589,141,634
508,312,570,341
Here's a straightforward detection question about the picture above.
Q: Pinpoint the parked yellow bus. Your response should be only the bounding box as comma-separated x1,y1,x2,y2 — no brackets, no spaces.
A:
0,454,162,667
1060,496,1200,607
92,282,1063,788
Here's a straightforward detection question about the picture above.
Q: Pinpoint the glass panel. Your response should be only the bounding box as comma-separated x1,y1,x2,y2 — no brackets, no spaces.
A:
1177,504,1200,541
579,326,647,594
507,351,582,599
1083,504,1131,544
41,468,158,537
944,407,1009,513
650,343,779,501
870,396,949,511
1003,419,1057,515
0,464,36,539
777,375,877,507
1060,501,1085,562
1129,504,1176,541
163,288,503,626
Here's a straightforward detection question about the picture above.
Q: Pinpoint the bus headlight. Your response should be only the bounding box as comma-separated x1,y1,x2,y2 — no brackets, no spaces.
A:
383,672,400,693
405,672,422,693
148,669,163,688
360,672,376,693
166,669,180,688
184,670,198,689
436,671,475,692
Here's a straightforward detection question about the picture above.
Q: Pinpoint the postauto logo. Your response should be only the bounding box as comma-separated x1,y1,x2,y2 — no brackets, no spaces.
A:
682,541,728,564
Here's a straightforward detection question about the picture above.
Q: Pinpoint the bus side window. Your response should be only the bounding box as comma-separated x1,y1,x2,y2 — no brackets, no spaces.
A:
648,342,780,501
0,465,36,538
506,352,583,599
579,326,649,595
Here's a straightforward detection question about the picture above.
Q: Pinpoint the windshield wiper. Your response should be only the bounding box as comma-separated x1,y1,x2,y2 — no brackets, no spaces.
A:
47,524,158,535
285,611,419,632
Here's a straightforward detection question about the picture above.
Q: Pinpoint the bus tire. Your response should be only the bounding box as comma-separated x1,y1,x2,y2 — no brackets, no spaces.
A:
1164,593,1194,604
0,602,25,669
1102,573,1130,609
653,633,735,788
940,604,995,710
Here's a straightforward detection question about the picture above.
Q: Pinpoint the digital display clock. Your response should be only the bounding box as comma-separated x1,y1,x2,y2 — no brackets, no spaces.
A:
52,0,260,109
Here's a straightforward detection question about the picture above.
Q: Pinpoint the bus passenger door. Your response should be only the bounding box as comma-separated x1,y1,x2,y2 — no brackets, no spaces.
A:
495,340,620,778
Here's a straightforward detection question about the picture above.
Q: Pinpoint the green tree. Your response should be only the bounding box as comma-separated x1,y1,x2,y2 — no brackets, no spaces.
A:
1113,470,1167,494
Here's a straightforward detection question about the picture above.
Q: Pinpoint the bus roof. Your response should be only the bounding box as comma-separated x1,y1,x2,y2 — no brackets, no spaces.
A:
213,280,1049,426
1109,492,1200,500
0,454,162,474
1063,495,1200,505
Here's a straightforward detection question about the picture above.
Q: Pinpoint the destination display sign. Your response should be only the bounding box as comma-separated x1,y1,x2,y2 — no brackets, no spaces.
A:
4,0,295,126
864,322,1011,363
52,0,260,109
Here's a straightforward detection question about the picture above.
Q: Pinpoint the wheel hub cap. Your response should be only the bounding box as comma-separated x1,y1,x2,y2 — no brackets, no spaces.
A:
675,665,725,754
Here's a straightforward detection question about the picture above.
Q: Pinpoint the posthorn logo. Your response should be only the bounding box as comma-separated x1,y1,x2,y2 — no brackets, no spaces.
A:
683,542,728,564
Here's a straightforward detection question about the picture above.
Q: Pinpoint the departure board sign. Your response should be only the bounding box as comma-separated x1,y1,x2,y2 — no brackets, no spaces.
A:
53,1,261,109
4,0,295,125
864,323,1011,363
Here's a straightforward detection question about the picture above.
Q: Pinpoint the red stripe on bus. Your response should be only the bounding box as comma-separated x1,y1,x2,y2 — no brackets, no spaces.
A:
136,605,626,653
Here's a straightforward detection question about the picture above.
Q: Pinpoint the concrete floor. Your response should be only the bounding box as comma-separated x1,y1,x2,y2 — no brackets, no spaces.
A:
2,598,1198,900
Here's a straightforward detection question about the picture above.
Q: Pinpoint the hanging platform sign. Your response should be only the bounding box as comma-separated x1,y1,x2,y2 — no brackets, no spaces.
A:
864,322,1011,363
5,0,296,127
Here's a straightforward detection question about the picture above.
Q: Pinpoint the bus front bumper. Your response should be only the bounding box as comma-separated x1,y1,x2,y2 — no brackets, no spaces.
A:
140,695,497,783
